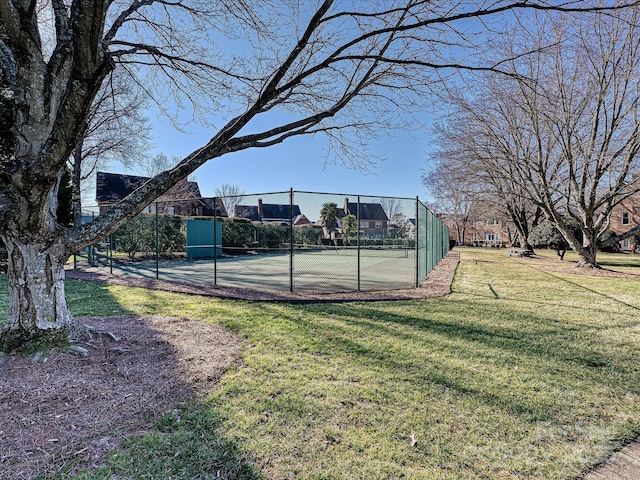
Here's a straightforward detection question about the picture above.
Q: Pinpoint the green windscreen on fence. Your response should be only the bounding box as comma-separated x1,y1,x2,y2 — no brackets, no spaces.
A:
417,201,428,283
186,219,222,258
416,199,450,286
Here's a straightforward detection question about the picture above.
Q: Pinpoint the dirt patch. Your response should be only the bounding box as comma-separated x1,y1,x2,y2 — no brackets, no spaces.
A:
0,315,242,480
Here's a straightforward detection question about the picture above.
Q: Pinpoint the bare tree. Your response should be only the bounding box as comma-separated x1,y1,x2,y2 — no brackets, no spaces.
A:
70,69,152,213
139,153,179,178
423,155,481,246
378,197,403,223
428,111,542,249
438,9,640,266
213,183,246,217
0,1,638,350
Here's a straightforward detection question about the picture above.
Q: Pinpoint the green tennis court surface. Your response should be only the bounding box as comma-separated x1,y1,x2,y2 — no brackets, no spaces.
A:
99,247,418,293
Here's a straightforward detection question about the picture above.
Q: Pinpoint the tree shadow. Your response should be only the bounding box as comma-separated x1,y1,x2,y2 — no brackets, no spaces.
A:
0,279,262,480
279,298,640,426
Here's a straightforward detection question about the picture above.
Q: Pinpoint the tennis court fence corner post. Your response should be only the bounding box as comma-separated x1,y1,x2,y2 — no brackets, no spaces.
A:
357,195,361,292
213,196,218,288
155,202,159,280
415,196,419,288
289,188,294,293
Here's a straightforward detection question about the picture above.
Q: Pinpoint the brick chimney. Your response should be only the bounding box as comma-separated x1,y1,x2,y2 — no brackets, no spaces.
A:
258,198,263,219
344,197,350,215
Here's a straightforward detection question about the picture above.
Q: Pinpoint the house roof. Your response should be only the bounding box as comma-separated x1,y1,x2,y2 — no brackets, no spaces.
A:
234,203,302,222
199,198,228,217
234,205,259,221
339,202,389,221
95,171,227,216
293,214,312,226
96,171,148,203
96,171,202,203
262,204,301,221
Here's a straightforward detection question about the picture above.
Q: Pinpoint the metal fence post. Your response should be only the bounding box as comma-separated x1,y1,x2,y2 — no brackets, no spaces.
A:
155,202,159,280
427,205,432,275
357,195,361,292
415,196,419,288
213,198,218,287
87,211,96,266
73,205,79,269
290,188,294,293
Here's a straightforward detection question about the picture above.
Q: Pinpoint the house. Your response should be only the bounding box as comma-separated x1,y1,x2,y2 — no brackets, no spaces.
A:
405,218,417,239
610,194,640,253
468,218,510,247
293,214,312,226
95,171,227,217
337,199,389,238
440,214,510,247
234,198,302,223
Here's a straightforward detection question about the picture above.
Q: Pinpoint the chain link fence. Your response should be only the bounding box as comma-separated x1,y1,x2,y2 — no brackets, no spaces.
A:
74,189,450,294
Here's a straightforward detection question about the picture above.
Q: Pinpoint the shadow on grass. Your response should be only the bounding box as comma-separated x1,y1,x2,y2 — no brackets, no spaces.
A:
57,403,264,480
598,263,640,271
64,278,137,317
519,265,640,311
282,298,640,423
0,278,263,480
61,281,264,480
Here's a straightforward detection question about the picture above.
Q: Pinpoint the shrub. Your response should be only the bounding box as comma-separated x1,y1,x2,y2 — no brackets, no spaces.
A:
259,223,290,249
528,219,580,259
113,214,155,259
631,231,640,253
158,215,186,255
294,225,323,245
222,220,255,250
112,213,186,259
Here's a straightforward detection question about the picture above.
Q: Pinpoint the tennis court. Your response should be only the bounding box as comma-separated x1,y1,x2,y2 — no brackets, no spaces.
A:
102,245,417,293
77,189,450,294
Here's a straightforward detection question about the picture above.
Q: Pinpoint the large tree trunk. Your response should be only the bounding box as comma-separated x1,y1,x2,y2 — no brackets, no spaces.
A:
507,205,534,251
574,230,600,268
0,235,80,351
575,244,599,268
518,235,533,250
554,219,600,268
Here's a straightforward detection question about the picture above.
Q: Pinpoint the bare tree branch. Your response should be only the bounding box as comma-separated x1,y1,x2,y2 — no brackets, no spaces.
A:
430,7,640,265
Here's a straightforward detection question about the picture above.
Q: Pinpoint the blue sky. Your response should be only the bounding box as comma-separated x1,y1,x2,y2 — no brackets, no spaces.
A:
139,111,434,202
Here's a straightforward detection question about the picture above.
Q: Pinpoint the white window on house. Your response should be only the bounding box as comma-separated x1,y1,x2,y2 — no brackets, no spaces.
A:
471,233,478,243
375,221,383,228
622,211,631,225
484,233,500,243
622,239,630,249
360,221,369,228
485,218,498,226
167,206,175,215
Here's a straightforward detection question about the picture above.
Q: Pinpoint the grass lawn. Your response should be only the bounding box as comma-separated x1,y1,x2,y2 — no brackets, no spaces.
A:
3,247,640,479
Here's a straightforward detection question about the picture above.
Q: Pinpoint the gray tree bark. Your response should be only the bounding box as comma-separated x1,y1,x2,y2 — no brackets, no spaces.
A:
1,235,79,350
